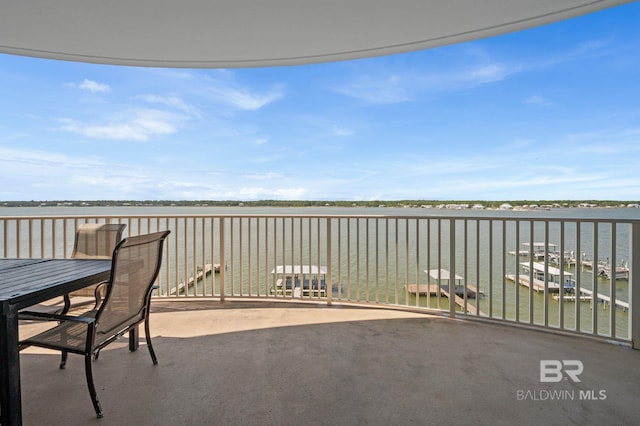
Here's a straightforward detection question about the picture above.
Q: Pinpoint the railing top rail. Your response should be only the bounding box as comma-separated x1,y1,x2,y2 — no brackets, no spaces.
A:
2,213,639,224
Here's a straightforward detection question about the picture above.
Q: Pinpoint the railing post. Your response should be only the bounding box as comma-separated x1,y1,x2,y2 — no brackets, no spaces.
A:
631,222,640,349
449,219,456,318
219,217,225,302
326,218,332,306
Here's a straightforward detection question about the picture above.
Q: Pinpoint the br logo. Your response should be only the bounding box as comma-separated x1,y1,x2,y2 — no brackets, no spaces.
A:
540,360,584,383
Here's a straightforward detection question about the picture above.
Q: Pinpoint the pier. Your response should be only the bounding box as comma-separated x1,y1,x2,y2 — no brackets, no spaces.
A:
507,269,629,312
505,262,575,293
577,288,629,312
505,273,551,293
406,284,481,315
171,263,215,295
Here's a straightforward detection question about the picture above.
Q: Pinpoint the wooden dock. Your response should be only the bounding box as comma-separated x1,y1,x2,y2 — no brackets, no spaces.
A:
407,283,482,298
552,294,592,302
507,274,629,312
577,288,629,312
171,263,214,295
504,273,565,293
406,284,481,315
505,273,545,292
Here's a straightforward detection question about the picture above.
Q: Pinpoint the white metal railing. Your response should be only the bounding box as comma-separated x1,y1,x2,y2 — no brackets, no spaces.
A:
1,214,638,348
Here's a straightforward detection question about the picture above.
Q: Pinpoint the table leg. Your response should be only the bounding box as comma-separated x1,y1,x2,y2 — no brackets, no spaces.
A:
0,305,23,425
129,325,139,351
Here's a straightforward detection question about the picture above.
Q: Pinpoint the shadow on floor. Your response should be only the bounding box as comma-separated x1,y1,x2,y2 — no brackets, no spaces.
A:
19,301,640,425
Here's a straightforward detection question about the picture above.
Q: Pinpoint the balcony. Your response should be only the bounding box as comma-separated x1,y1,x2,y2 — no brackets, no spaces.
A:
3,211,640,423
18,299,640,424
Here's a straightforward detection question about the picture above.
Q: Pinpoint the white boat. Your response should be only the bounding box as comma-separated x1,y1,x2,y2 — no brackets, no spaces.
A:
547,250,577,267
581,255,629,280
271,265,327,297
509,242,559,260
597,259,629,281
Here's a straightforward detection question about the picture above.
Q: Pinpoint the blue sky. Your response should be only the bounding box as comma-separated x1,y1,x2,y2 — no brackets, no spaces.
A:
1,3,639,202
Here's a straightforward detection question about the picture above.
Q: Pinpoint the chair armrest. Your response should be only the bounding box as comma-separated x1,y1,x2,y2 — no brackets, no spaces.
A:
18,310,96,324
93,281,110,309
58,280,110,315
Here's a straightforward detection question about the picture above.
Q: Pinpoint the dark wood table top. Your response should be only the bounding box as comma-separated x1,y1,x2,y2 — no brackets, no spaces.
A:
0,258,112,310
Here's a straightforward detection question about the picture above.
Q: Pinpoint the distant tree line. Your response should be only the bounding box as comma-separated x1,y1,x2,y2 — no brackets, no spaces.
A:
2,199,639,208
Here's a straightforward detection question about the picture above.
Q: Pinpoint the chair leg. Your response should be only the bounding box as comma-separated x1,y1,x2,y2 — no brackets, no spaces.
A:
84,353,103,418
60,351,68,369
144,317,158,365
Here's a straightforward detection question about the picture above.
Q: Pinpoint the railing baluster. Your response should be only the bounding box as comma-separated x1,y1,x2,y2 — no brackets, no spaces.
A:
449,219,455,318
326,218,332,305
593,222,599,336
501,220,506,320
611,222,617,336
631,222,640,348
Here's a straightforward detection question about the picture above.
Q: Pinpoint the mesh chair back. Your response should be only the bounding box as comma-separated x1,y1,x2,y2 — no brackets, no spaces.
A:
94,231,170,338
72,223,127,259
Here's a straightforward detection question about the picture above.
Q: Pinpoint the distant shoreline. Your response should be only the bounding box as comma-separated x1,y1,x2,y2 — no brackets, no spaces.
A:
2,200,640,210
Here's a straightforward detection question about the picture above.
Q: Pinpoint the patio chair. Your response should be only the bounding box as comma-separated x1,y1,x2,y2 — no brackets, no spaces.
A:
19,230,170,418
18,223,126,318
64,223,127,310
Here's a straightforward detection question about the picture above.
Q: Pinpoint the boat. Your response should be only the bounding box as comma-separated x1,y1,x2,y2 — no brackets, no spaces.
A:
547,250,577,267
270,265,327,297
581,254,629,280
508,242,559,261
506,262,576,294
597,259,629,280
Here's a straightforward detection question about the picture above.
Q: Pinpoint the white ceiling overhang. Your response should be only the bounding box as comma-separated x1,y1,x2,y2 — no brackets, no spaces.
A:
0,0,633,68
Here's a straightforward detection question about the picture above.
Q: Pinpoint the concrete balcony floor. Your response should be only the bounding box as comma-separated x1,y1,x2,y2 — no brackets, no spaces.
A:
19,300,640,425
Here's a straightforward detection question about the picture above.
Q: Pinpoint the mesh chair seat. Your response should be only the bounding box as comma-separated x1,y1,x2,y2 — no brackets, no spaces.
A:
23,317,93,353
22,309,140,352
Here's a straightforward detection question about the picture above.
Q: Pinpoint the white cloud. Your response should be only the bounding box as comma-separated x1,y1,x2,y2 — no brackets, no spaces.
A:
564,38,613,60
77,79,111,93
235,186,308,199
525,95,553,106
467,63,513,84
336,74,410,104
242,172,284,180
336,61,520,104
57,109,179,141
138,94,201,117
211,86,283,110
329,126,354,137
0,147,92,170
